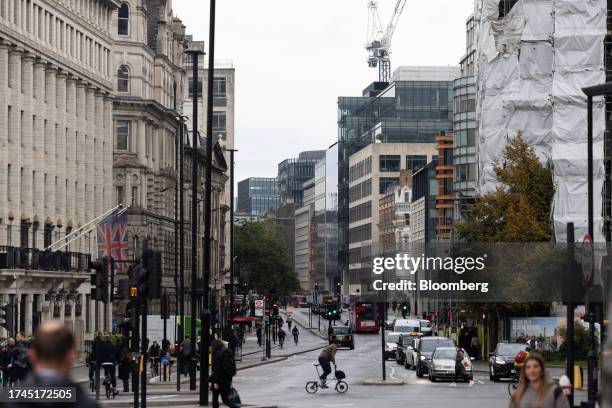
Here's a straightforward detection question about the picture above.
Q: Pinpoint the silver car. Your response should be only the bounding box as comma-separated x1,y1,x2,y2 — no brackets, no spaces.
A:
427,347,473,382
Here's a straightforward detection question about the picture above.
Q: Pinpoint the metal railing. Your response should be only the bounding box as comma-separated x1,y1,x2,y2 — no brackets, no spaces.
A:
0,246,91,271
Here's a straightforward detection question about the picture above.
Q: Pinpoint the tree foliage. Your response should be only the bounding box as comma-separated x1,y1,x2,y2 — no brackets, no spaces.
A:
456,132,555,242
234,221,300,297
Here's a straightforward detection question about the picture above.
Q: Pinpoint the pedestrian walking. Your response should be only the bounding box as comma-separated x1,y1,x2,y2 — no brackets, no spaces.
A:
9,332,30,384
180,338,192,377
509,352,569,408
256,325,262,347
453,346,465,383
3,321,100,407
0,341,10,387
286,316,293,330
118,347,131,392
470,334,481,359
210,339,238,408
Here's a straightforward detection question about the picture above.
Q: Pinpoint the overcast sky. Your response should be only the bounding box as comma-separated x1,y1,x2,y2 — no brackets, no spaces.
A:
173,0,475,183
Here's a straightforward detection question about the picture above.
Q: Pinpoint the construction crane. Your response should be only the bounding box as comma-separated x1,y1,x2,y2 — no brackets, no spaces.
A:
365,0,407,83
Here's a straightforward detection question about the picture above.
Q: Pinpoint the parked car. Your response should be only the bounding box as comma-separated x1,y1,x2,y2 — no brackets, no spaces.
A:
404,335,422,369
392,318,421,334
414,336,455,378
427,347,474,382
385,332,401,360
328,325,354,350
488,342,528,382
395,333,421,367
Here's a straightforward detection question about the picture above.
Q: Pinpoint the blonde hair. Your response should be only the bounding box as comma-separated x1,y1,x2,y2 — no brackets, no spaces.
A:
510,352,550,408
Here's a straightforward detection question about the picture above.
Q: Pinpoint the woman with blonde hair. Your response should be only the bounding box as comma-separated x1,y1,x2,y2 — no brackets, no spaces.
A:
509,352,569,408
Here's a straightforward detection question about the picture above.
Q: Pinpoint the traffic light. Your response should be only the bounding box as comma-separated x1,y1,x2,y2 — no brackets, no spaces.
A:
400,302,409,318
90,257,109,303
142,249,162,299
132,263,148,298
160,289,169,319
326,304,340,320
0,303,14,336
118,279,130,300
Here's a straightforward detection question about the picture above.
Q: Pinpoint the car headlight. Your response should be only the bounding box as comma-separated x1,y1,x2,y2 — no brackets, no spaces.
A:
385,344,389,350
420,355,428,361
495,357,505,365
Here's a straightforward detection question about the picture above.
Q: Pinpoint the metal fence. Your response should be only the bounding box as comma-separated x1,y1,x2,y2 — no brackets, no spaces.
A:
0,246,91,271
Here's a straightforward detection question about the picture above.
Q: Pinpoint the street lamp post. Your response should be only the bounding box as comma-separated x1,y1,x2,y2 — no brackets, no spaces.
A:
201,0,216,404
581,82,612,406
186,48,204,392
225,149,237,327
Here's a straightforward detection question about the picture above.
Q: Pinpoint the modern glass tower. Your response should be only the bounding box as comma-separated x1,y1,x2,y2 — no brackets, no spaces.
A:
236,177,280,216
277,151,326,205
337,66,459,294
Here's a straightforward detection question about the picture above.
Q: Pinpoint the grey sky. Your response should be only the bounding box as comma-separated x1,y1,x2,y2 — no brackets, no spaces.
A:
173,0,474,183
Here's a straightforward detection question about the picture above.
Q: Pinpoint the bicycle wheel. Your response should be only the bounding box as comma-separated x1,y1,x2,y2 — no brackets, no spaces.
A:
508,381,518,398
305,381,318,394
335,381,348,394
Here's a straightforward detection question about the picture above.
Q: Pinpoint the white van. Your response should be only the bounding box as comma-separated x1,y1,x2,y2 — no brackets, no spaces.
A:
392,318,421,334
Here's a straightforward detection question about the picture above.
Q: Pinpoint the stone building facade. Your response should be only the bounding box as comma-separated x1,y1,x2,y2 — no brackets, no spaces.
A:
110,0,187,316
0,0,119,354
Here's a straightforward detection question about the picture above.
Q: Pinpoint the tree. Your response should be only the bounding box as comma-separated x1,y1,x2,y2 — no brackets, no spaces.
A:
456,132,555,242
234,221,300,297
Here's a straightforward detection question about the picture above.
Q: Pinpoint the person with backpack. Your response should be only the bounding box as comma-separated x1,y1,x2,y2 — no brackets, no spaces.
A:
509,352,569,408
9,332,30,384
210,339,238,408
292,326,299,346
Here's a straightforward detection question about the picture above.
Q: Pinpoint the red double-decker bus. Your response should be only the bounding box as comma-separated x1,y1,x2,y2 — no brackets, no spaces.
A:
349,298,379,334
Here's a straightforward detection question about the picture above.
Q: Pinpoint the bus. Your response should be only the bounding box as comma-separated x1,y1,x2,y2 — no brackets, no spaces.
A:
349,300,379,334
291,294,308,308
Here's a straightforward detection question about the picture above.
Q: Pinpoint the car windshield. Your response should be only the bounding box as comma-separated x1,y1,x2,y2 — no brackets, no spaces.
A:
395,326,419,333
433,349,456,359
332,326,350,335
420,321,431,329
421,339,454,352
387,334,400,343
497,343,527,355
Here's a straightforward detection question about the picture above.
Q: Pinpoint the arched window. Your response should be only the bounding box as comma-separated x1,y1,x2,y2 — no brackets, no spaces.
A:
118,3,129,36
117,65,129,92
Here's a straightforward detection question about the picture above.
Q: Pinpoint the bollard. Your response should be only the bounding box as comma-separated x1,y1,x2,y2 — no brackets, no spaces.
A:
574,365,583,390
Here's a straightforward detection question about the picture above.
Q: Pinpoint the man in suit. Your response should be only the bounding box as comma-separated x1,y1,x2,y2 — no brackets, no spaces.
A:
2,321,100,408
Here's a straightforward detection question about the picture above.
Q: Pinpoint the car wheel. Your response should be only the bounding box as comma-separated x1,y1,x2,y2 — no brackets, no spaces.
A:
396,353,401,365
404,360,410,369
489,365,498,382
416,364,424,378
430,375,436,382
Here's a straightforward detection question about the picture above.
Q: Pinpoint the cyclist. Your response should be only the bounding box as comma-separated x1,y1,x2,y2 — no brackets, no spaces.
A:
96,334,119,397
148,340,161,377
318,339,340,388
278,328,286,348
292,326,299,345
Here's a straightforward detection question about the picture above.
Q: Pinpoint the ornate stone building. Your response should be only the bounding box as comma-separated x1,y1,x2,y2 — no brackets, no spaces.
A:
0,0,119,354
110,0,186,315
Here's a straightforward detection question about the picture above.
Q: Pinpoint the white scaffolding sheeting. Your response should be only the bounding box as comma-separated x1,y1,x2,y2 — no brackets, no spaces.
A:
475,0,607,242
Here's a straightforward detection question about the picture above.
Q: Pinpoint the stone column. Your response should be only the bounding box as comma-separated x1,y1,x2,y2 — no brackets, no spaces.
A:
75,82,86,226
138,120,146,164
21,54,34,222
32,60,46,228
55,72,67,226
7,49,21,224
24,293,33,336
65,76,76,226
94,92,104,218
85,86,95,222
45,66,57,223
0,43,9,221
103,95,113,211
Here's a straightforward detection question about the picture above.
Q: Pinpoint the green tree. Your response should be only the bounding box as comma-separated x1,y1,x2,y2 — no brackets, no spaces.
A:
456,132,555,242
235,221,300,297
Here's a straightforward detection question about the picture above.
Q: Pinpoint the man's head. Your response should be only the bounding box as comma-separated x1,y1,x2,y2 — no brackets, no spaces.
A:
16,332,25,342
28,321,76,375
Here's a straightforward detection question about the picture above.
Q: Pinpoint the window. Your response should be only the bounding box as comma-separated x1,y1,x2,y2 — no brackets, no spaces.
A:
117,65,129,92
131,185,138,207
406,155,427,172
116,120,129,150
379,155,400,172
213,77,227,106
188,77,202,98
212,111,226,139
116,186,124,206
379,177,399,194
118,3,129,35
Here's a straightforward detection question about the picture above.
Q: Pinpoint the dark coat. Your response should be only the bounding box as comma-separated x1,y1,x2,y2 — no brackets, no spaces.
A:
210,348,235,391
95,341,118,365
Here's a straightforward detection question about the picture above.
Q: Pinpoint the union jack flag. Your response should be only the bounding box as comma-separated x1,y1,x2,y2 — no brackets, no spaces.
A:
96,210,129,270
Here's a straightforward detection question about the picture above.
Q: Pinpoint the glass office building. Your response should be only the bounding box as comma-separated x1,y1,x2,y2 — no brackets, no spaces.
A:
278,151,326,205
337,67,459,292
236,177,280,216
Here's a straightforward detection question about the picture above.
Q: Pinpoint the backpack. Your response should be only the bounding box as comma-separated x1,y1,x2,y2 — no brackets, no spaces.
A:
221,349,237,378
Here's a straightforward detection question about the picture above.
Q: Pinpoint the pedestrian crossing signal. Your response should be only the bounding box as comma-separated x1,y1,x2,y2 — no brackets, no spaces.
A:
130,287,138,297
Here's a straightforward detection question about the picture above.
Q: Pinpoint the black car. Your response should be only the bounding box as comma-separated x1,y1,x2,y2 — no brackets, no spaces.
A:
488,342,528,382
414,336,455,378
329,325,354,350
394,333,413,365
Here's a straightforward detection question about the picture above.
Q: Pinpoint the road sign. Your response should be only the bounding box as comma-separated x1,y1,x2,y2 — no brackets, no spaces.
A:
581,234,594,286
255,299,264,317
